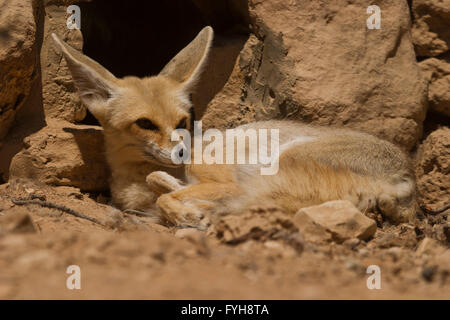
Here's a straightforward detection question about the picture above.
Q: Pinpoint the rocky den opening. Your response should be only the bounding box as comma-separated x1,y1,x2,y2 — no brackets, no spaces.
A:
78,0,250,125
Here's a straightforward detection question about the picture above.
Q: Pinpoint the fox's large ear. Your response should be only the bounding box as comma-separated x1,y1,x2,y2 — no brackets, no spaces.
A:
51,33,119,121
159,26,213,92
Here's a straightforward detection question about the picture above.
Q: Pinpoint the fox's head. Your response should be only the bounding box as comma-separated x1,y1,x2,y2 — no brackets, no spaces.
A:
52,27,213,167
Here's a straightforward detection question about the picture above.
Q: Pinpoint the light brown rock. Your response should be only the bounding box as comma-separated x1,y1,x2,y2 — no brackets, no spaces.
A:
202,0,427,150
8,119,109,192
412,0,450,57
294,200,377,243
40,4,86,122
215,207,301,249
293,210,332,243
415,127,450,211
0,0,39,140
419,58,450,117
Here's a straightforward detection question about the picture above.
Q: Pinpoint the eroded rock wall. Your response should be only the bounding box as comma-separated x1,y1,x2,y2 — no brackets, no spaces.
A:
0,0,448,207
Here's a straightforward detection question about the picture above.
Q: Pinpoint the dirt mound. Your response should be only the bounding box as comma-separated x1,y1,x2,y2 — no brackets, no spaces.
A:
0,179,448,299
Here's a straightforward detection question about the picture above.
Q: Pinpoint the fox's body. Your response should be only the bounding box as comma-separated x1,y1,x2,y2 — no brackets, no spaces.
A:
52,27,416,228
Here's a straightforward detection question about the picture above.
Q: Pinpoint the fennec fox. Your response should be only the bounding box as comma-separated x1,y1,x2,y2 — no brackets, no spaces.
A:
52,27,416,229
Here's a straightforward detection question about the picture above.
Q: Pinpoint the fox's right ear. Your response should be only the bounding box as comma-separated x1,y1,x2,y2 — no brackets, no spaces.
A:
159,26,213,92
51,33,119,122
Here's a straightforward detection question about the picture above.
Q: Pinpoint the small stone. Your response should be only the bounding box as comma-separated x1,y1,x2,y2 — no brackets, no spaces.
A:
293,211,332,243
294,200,377,243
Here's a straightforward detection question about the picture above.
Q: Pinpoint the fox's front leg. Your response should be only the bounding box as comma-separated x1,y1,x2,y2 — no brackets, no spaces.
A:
155,182,240,229
146,171,186,195
110,179,160,219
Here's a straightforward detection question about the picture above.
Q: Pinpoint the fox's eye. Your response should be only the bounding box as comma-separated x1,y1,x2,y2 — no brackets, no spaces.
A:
176,118,187,130
136,118,158,131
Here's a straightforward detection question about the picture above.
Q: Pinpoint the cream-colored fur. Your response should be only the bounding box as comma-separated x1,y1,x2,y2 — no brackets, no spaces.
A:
52,27,417,229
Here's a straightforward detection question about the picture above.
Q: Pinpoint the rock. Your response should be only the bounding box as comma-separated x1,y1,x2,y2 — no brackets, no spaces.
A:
419,58,450,117
0,0,39,140
202,35,258,129
416,237,446,256
9,119,109,192
215,207,303,252
0,208,37,234
194,34,249,120
373,229,417,249
40,4,86,122
415,127,450,212
202,0,427,150
294,200,377,243
293,210,332,243
411,0,450,57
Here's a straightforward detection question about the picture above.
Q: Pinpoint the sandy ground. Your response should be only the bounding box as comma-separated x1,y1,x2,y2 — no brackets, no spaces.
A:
0,179,448,299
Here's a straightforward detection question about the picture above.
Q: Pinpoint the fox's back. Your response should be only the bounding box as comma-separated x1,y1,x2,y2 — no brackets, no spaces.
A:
232,120,412,180
187,120,416,222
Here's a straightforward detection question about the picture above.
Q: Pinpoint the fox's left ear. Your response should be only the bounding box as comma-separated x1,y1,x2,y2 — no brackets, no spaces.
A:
51,33,119,122
159,26,213,92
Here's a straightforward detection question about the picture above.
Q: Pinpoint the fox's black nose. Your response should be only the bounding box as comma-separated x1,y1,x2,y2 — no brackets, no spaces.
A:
178,149,184,158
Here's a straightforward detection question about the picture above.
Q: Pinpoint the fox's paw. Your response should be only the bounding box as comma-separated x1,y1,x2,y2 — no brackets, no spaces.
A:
146,171,185,195
156,193,211,230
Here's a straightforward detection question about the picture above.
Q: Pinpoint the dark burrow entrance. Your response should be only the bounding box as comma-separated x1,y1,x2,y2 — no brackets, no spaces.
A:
78,0,250,125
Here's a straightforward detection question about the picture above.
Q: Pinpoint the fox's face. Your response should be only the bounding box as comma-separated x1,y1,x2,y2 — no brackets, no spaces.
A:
100,76,193,167
52,27,213,167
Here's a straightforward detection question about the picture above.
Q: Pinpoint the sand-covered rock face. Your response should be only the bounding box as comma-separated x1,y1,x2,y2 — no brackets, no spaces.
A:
412,0,450,118
203,0,428,151
420,58,450,117
0,0,447,210
40,4,86,122
412,0,450,57
416,127,450,211
0,0,39,140
1,0,443,191
9,119,109,192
